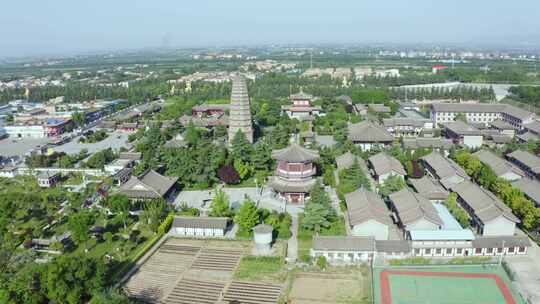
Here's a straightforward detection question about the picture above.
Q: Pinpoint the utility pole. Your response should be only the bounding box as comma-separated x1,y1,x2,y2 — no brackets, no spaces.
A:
310,51,313,69
498,240,505,267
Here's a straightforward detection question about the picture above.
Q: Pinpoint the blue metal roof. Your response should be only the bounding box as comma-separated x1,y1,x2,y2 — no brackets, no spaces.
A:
409,229,475,241
433,203,462,230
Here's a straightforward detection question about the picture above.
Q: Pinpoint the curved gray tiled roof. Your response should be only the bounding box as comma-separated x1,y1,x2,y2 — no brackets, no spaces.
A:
472,149,524,178
368,152,406,177
450,181,519,224
402,137,453,150
345,188,392,226
313,236,375,251
119,170,177,199
335,151,367,171
388,188,443,226
271,144,319,163
348,121,394,142
512,178,540,205
420,152,469,181
507,150,540,175
267,176,316,193
408,176,449,201
290,91,314,100
442,120,482,136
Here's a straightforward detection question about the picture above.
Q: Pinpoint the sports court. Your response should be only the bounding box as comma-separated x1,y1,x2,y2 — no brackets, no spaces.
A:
373,266,524,304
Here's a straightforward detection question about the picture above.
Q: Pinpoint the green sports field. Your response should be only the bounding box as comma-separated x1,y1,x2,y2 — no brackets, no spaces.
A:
373,265,525,304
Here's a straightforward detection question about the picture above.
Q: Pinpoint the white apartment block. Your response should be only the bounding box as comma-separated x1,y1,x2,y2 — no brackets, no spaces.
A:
430,103,535,130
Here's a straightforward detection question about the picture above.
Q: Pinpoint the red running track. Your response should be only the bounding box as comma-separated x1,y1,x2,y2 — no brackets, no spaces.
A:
379,269,516,304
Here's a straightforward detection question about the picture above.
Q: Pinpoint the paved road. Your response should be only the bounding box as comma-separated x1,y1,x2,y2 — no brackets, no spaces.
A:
286,215,299,263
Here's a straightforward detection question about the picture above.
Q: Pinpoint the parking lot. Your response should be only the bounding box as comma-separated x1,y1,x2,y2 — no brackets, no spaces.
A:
0,137,51,157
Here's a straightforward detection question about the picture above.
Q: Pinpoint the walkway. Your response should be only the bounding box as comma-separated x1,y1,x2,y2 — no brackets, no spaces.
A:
506,232,540,303
286,215,299,263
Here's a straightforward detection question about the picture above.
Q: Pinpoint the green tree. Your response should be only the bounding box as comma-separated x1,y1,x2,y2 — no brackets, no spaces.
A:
68,210,94,248
234,198,260,235
231,129,253,163
90,288,132,304
252,140,272,171
443,193,470,228
72,111,86,128
302,184,336,232
106,194,131,230
378,175,406,197
140,199,168,233
209,188,231,217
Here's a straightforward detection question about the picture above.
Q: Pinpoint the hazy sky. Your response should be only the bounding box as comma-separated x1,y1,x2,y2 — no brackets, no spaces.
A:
2,0,540,57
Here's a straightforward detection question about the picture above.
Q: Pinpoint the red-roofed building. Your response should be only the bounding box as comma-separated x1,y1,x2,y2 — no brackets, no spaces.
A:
432,65,448,74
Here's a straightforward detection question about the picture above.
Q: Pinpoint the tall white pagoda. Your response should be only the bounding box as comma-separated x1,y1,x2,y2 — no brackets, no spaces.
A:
228,75,253,144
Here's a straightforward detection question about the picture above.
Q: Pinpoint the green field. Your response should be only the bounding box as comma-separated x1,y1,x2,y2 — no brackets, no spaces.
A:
373,265,524,304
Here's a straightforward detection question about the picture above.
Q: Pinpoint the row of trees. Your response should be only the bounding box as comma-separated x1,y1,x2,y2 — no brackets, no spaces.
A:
391,85,496,102
452,150,540,230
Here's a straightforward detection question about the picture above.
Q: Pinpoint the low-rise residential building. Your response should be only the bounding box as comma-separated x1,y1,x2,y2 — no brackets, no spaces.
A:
311,235,529,263
408,176,449,203
430,103,535,130
170,216,229,238
471,236,530,256
451,181,519,236
442,120,483,148
178,114,228,128
506,150,540,179
401,137,453,155
368,103,391,114
191,104,229,117
104,159,134,175
118,152,142,162
420,152,469,189
311,236,376,264
119,170,178,201
408,230,475,257
489,120,515,138
512,178,540,207
382,118,433,137
335,151,365,171
0,166,18,178
37,172,61,188
388,188,443,232
348,121,394,151
473,150,524,181
368,152,406,184
118,122,141,133
345,188,392,240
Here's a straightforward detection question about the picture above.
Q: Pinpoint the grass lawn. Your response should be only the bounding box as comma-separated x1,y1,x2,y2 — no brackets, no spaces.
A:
234,256,287,282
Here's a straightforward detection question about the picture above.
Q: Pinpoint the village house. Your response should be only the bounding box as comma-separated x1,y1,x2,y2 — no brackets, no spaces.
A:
119,169,178,202
347,121,394,151
401,137,453,156
388,188,443,232
506,150,540,180
382,118,433,137
170,216,230,238
345,188,392,240
512,178,540,207
420,151,469,189
367,152,406,184
442,120,483,148
451,181,519,236
472,149,524,181
408,176,449,203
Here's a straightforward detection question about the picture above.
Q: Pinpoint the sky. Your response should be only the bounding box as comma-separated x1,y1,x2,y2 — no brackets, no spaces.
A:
1,0,540,57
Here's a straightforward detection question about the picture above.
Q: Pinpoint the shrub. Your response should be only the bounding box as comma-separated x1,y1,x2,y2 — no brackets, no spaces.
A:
157,213,174,235
217,165,240,184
